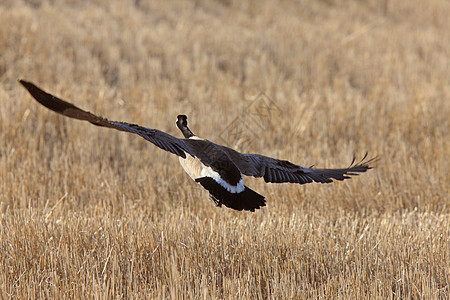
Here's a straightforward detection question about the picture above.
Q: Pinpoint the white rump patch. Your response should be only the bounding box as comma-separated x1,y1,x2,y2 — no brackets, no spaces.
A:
200,165,245,194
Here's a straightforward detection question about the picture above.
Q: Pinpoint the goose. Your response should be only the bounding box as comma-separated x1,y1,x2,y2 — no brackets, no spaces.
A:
19,80,376,212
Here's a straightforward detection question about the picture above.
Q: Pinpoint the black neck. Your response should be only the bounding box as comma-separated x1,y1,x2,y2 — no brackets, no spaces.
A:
176,115,195,138
180,126,195,138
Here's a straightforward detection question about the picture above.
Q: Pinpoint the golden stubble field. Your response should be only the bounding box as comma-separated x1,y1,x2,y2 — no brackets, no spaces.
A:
0,0,449,298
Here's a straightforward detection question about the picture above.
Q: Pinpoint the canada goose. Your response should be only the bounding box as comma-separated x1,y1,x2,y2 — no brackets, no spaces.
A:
19,80,376,212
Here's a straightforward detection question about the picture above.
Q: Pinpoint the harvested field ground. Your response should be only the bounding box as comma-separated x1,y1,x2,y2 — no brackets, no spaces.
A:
0,0,449,298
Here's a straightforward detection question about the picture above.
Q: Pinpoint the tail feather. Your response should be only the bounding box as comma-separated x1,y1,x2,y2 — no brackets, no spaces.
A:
195,177,266,212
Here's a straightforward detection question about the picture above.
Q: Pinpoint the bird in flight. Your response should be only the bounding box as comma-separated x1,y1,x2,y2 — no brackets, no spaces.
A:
19,80,376,212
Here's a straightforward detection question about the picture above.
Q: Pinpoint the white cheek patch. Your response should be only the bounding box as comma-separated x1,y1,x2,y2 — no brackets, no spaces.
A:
200,165,245,194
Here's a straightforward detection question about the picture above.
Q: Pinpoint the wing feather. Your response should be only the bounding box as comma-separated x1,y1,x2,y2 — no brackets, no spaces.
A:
19,80,192,158
219,145,376,185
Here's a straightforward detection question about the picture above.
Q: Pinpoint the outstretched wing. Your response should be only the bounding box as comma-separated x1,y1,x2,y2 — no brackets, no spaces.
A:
220,145,376,184
19,80,192,158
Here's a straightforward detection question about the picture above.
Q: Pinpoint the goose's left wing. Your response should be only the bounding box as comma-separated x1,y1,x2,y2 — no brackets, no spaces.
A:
19,80,192,158
220,146,376,184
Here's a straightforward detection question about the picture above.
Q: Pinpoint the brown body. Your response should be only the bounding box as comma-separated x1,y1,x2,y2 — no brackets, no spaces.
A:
179,154,204,181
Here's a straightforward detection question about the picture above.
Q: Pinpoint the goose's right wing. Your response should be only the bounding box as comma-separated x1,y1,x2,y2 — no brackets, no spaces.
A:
19,80,192,158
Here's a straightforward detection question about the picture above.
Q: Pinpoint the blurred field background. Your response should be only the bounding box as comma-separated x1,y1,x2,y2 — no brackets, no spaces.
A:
0,0,449,298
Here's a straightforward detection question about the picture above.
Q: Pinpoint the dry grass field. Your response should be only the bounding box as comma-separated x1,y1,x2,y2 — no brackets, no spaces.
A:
1,0,449,298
